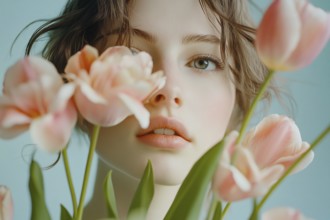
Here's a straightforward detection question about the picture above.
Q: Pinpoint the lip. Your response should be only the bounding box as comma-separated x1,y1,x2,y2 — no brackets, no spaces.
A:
136,116,191,150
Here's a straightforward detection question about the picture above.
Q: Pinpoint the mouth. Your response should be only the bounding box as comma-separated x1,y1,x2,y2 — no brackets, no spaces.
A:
136,116,191,150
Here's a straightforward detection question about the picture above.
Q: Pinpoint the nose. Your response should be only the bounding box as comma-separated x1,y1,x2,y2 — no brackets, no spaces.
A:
149,78,183,108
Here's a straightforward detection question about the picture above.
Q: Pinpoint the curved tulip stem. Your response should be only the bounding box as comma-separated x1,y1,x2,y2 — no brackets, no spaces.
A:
62,146,78,216
250,124,330,219
236,70,275,145
221,202,231,219
76,125,101,220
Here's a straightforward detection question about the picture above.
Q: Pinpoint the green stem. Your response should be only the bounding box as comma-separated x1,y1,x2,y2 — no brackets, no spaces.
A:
250,124,330,219
207,195,218,220
62,147,78,216
236,70,275,145
221,202,231,220
249,199,258,220
76,125,101,220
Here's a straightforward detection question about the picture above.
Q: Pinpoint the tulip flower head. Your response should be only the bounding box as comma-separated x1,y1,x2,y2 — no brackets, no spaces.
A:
0,185,13,220
256,0,330,71
262,207,314,220
212,115,314,201
0,57,77,152
65,45,165,128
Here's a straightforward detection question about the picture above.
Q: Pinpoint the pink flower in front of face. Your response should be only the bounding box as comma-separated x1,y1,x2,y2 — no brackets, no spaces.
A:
256,0,330,71
212,131,284,201
243,114,314,174
262,207,314,220
0,185,14,220
0,57,77,152
65,45,165,128
212,115,313,202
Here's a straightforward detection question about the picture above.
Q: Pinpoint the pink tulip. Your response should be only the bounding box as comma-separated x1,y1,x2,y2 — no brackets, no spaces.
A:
65,45,165,128
243,114,314,174
212,131,284,201
262,207,313,220
0,185,14,220
256,0,330,71
0,57,77,152
212,115,313,201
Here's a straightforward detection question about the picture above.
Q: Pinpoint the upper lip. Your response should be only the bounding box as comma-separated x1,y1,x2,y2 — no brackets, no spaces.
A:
136,116,192,142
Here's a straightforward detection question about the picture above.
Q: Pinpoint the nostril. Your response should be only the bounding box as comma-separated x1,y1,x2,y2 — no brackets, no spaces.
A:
155,94,164,102
174,97,181,105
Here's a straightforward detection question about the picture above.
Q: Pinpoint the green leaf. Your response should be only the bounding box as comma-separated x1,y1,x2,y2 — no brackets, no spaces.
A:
212,201,222,220
103,171,119,219
127,161,154,220
29,160,51,220
164,140,225,220
60,204,73,220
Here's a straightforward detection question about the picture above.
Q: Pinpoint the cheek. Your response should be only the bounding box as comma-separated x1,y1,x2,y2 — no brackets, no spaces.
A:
189,76,236,148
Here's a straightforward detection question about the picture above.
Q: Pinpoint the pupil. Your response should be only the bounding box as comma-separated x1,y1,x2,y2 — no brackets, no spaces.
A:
196,59,208,69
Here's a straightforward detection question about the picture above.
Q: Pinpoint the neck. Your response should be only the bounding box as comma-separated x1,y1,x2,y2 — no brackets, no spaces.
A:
84,159,180,220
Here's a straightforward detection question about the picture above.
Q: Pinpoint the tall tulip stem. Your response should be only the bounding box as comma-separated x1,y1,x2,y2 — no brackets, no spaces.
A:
236,69,275,144
76,125,101,220
62,146,78,216
249,124,330,220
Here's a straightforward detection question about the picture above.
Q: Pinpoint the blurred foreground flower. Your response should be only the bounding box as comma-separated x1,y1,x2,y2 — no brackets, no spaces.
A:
212,115,314,201
0,185,13,220
256,0,330,71
262,207,314,220
65,45,165,128
0,57,77,152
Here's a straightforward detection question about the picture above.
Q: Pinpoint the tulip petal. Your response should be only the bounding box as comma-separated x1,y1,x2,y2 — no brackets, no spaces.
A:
79,82,108,104
30,102,77,152
245,115,303,168
65,45,99,74
256,0,301,70
229,165,251,192
262,207,314,220
0,185,14,220
50,83,76,112
0,99,31,138
75,88,129,126
276,142,314,174
118,93,150,129
287,2,330,69
3,57,60,94
100,46,132,61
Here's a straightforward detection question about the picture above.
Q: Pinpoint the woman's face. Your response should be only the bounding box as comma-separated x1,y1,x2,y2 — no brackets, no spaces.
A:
96,0,236,185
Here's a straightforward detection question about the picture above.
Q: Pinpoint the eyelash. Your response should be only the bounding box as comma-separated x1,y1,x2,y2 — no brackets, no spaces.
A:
187,54,225,71
129,46,224,72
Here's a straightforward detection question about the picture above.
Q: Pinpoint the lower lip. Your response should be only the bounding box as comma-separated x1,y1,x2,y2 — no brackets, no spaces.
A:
137,134,189,150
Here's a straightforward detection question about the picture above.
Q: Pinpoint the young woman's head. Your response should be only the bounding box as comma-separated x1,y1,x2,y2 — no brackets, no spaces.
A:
27,0,272,185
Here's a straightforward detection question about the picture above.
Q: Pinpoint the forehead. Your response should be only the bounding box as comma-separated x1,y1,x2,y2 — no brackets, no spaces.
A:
129,0,220,37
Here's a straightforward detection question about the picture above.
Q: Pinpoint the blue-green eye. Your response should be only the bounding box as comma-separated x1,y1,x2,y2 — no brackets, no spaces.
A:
193,59,215,70
188,56,223,71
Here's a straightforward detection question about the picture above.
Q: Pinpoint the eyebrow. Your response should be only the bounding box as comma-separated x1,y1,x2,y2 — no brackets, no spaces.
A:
132,28,220,45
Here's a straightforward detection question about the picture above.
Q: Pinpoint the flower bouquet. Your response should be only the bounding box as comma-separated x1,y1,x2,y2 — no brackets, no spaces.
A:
1,0,330,220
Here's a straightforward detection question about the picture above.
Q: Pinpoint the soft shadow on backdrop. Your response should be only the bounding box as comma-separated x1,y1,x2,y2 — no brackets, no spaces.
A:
0,0,329,219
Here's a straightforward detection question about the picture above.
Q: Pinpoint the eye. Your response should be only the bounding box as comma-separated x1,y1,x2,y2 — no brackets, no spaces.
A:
187,55,223,71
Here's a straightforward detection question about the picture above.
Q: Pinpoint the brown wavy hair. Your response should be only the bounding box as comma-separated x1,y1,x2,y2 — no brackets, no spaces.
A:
25,0,276,128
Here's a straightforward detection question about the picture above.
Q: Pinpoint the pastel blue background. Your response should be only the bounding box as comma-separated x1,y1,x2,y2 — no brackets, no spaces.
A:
0,0,329,219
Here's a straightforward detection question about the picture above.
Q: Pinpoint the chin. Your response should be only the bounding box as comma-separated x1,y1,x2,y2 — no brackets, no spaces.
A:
141,153,195,186
109,153,194,186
